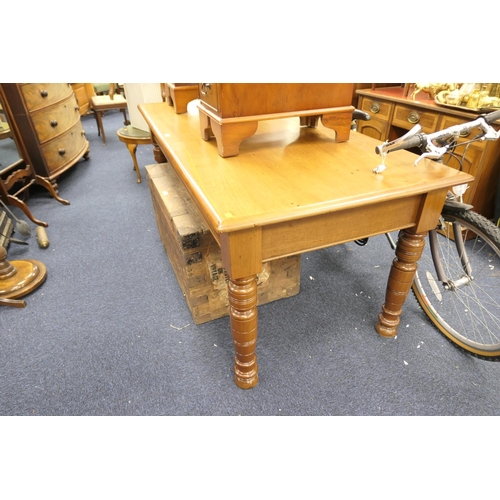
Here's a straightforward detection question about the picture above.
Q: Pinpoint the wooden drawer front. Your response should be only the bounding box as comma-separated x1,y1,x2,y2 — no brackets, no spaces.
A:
40,121,87,173
359,96,392,121
438,114,485,183
392,104,440,133
356,118,388,141
21,83,73,112
439,114,489,151
442,140,483,176
198,83,219,112
31,94,81,143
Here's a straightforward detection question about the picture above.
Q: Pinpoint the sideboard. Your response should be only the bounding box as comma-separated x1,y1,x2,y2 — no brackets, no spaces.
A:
356,86,500,219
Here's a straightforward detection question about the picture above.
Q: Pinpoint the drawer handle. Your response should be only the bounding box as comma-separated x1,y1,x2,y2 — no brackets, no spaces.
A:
40,89,48,98
369,102,380,114
407,111,420,124
50,119,58,127
459,128,470,138
58,148,66,156
200,83,212,95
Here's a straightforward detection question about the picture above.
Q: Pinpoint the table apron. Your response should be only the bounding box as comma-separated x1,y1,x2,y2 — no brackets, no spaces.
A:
260,191,445,261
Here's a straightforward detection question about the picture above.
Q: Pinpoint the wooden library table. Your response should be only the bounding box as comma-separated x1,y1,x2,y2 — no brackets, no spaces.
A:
139,101,473,389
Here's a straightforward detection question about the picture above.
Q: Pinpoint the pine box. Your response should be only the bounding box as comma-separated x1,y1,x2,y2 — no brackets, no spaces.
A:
146,162,301,324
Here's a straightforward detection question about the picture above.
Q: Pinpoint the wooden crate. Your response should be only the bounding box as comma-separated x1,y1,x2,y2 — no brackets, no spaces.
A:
146,162,301,324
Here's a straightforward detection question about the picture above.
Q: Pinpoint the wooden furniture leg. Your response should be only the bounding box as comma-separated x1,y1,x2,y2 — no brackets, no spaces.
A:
121,109,130,126
199,112,259,158
212,121,259,158
166,87,199,114
34,175,70,205
228,275,259,389
152,135,167,164
5,194,48,227
125,143,141,183
0,158,69,228
321,109,354,142
376,229,427,337
94,111,106,145
199,110,213,141
300,116,320,127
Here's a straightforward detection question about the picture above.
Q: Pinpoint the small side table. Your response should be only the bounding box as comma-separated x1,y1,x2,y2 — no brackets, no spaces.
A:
116,125,152,183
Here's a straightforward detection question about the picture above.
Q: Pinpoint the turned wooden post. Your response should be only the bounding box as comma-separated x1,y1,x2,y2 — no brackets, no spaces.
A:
227,275,259,389
151,134,167,164
0,246,16,278
376,229,427,337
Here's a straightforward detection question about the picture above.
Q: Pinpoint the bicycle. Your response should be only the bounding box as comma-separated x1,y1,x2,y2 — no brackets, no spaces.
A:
369,108,500,359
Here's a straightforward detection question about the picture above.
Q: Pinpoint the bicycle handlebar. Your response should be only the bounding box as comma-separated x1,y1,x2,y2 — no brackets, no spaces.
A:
375,125,425,155
483,108,500,124
374,108,500,169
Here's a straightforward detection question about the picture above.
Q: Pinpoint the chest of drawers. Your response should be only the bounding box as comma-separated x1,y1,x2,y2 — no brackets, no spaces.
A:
356,87,500,219
0,83,90,191
198,83,355,157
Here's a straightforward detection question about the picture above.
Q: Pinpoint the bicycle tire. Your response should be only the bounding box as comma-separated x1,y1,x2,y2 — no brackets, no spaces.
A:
412,209,500,359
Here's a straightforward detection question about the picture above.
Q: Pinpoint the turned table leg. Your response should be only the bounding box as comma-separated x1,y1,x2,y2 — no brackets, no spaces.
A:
228,275,259,389
376,229,427,337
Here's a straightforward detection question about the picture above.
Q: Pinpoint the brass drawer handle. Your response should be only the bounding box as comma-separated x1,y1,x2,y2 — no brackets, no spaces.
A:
407,111,420,124
200,83,212,95
50,120,58,127
369,102,380,114
58,148,66,156
40,89,48,98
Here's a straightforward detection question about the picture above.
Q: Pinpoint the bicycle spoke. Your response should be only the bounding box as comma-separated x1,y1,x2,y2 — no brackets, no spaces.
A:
411,210,500,358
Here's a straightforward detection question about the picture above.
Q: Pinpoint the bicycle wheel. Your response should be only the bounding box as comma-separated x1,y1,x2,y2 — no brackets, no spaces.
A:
412,209,500,359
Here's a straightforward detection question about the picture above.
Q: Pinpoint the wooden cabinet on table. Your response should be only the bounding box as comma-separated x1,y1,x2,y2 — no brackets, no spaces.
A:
198,83,355,157
356,86,500,219
0,83,90,191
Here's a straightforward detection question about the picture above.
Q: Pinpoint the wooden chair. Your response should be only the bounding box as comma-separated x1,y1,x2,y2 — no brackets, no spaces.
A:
89,84,130,145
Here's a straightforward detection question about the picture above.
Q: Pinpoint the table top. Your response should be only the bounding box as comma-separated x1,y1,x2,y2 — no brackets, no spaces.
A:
116,125,151,140
139,101,473,235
